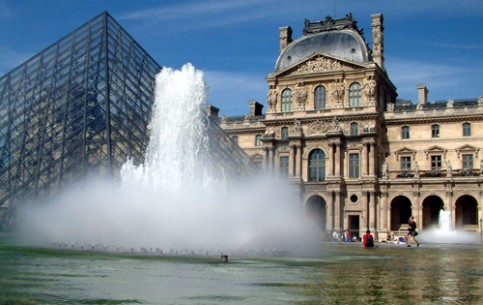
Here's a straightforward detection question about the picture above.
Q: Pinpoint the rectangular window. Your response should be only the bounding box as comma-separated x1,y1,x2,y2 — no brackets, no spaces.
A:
431,124,440,138
349,153,360,178
463,123,471,137
462,154,473,169
281,127,289,140
402,126,410,139
279,156,289,177
431,155,442,170
401,156,411,171
255,134,262,146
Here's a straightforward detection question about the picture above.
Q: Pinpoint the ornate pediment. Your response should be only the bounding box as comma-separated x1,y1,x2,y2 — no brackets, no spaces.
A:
455,144,479,158
424,145,447,159
394,147,417,160
276,54,366,78
295,55,343,74
307,119,331,135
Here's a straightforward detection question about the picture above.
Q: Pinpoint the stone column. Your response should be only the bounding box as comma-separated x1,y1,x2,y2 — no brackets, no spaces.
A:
295,145,303,178
289,145,296,177
327,143,334,177
447,190,454,230
326,194,333,231
369,191,376,233
334,143,341,177
369,142,375,176
362,143,368,176
333,191,341,230
413,191,421,226
381,191,389,233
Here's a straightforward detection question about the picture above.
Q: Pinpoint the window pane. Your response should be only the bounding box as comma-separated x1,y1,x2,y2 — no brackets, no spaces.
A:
431,155,442,170
255,134,262,146
401,156,411,170
402,126,410,139
279,156,289,177
432,124,440,138
349,83,361,107
463,123,471,136
314,86,326,109
281,127,288,140
462,154,473,169
281,89,292,112
309,149,325,181
349,153,359,178
350,123,358,135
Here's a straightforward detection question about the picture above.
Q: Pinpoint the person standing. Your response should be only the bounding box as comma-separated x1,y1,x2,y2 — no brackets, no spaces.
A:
362,230,374,248
406,216,420,247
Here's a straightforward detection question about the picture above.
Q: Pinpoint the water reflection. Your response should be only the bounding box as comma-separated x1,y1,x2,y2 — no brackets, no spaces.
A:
1,239,482,305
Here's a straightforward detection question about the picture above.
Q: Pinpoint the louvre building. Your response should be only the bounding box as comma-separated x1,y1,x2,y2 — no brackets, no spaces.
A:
0,12,161,227
1,12,482,239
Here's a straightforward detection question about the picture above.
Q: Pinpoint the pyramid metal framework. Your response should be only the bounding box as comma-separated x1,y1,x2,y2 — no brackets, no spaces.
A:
0,12,161,224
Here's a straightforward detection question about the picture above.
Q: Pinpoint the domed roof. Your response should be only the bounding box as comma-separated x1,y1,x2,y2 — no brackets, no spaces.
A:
275,29,370,72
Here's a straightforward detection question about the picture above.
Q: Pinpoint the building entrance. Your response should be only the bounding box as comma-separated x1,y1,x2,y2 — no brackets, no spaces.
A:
348,215,360,239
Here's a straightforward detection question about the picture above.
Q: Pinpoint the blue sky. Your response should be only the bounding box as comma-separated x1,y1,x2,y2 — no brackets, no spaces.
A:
1,0,482,116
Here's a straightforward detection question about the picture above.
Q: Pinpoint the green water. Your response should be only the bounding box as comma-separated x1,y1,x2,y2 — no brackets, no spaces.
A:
1,237,482,305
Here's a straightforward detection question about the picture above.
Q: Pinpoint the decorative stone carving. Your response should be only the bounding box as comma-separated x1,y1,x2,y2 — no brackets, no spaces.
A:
387,102,394,112
332,79,345,107
277,146,291,153
364,76,376,100
447,99,454,108
307,119,330,135
294,87,307,110
446,160,452,177
331,116,341,131
267,89,277,112
296,56,342,74
293,119,303,132
381,161,388,178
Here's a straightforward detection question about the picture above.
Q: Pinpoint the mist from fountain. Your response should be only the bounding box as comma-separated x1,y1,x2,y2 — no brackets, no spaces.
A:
17,64,322,256
419,210,479,244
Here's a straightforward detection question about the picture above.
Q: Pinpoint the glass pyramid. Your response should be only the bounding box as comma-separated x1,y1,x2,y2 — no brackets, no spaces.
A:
0,12,161,226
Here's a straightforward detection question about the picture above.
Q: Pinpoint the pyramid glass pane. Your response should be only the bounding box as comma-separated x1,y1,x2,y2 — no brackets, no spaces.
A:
0,12,161,227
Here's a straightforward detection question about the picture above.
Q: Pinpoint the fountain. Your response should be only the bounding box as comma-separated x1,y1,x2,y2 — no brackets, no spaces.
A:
17,64,321,256
419,209,479,244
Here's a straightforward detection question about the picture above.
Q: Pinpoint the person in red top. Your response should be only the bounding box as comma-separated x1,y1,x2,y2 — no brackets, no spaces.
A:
362,230,375,248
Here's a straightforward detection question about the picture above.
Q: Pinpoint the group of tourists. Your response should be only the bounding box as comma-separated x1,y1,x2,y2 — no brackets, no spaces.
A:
362,216,421,248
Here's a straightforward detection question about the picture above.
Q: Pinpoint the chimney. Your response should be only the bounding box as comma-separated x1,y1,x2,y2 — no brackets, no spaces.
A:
279,26,292,53
371,14,384,69
205,104,219,120
417,84,428,105
249,100,264,116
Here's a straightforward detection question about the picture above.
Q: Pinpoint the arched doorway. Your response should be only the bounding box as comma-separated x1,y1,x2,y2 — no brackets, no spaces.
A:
306,195,327,232
390,196,412,230
422,195,444,229
455,195,478,230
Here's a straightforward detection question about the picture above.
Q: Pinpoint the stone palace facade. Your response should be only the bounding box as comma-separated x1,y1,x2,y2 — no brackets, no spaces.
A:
216,13,483,239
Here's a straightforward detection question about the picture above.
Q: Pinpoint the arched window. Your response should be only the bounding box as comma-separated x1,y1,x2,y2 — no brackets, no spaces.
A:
308,149,326,181
281,88,292,112
349,82,361,107
350,122,359,135
314,85,326,110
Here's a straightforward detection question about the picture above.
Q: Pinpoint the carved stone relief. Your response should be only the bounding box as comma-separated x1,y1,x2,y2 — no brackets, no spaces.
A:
296,56,342,74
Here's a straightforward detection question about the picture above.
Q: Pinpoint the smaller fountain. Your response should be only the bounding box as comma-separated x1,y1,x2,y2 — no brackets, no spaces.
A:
419,210,479,244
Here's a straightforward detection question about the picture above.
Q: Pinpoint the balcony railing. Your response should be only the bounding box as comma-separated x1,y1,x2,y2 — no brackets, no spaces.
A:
390,168,481,179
